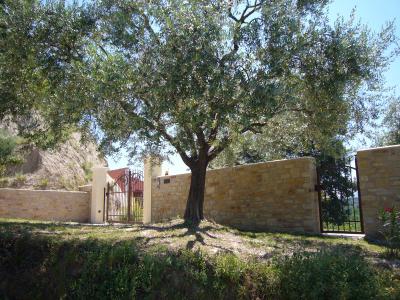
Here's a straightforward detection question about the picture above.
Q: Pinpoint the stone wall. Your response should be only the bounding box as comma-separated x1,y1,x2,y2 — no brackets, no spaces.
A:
357,145,400,237
151,157,320,233
0,188,90,222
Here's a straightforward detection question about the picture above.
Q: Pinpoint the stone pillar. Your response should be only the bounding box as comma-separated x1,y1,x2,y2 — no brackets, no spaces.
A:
357,145,400,237
91,166,109,223
143,157,162,224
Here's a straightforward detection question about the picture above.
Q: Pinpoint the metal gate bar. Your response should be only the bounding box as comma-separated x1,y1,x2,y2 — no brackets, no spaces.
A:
105,169,144,223
318,156,364,234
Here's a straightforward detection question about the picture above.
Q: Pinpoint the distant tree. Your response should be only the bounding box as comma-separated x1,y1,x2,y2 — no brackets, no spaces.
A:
2,0,398,223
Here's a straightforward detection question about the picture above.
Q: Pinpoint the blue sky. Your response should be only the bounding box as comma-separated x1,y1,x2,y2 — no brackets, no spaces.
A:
107,0,400,174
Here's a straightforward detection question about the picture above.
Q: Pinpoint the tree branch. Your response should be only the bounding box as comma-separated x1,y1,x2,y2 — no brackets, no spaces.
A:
221,0,264,65
116,98,193,167
207,135,231,162
140,10,160,45
156,126,193,167
120,3,160,45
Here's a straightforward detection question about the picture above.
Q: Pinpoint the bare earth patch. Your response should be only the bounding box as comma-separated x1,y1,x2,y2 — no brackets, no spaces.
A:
136,219,269,258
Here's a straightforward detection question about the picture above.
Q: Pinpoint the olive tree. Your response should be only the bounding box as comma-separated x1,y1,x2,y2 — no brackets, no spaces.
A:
73,0,397,223
3,0,397,223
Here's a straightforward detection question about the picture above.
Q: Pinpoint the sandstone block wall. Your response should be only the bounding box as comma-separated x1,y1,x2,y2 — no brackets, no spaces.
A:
357,145,400,237
151,157,320,233
0,188,90,222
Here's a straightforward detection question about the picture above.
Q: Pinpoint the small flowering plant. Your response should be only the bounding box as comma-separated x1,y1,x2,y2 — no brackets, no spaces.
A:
378,206,400,257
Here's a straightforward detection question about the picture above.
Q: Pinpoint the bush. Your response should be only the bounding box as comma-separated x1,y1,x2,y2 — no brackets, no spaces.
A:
379,207,400,257
35,178,49,189
0,130,23,176
277,248,379,300
82,161,93,182
11,172,26,187
0,177,9,187
0,232,398,300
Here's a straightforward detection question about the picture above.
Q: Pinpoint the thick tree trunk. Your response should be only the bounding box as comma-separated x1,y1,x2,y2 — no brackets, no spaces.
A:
184,158,208,225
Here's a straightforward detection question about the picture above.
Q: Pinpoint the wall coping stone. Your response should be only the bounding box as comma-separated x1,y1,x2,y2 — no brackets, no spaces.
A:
0,188,88,195
357,144,400,153
155,156,315,179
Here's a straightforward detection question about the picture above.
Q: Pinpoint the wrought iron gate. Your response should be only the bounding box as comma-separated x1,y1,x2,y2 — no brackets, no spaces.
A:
317,156,364,233
105,169,144,223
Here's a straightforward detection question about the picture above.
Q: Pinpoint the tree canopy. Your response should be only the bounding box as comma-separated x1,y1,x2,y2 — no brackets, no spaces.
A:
376,98,400,146
0,0,96,147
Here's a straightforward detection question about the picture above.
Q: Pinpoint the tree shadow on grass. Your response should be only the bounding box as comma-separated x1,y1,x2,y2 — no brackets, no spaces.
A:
139,222,234,253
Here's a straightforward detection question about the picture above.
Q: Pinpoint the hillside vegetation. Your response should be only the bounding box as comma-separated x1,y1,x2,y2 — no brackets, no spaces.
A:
0,218,399,299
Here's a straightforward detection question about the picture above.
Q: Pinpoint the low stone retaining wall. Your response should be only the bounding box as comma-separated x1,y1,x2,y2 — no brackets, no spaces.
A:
150,157,320,233
0,188,90,222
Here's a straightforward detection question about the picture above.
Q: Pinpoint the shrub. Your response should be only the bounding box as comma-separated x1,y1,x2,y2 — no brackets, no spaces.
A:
277,248,380,300
378,206,400,257
35,178,49,190
0,177,9,187
0,232,398,300
58,176,76,190
69,242,139,299
0,130,23,176
82,161,93,182
11,173,26,187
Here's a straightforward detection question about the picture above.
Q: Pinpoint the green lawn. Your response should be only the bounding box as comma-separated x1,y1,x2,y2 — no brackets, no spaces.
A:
0,218,399,299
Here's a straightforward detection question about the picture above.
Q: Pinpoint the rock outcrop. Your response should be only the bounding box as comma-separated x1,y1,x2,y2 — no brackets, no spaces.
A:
0,129,106,190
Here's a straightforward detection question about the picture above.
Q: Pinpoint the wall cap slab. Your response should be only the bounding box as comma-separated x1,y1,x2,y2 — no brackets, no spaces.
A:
0,188,88,194
155,156,315,179
357,144,400,153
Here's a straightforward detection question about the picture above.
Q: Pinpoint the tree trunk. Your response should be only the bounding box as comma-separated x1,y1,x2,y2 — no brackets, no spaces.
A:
184,158,208,225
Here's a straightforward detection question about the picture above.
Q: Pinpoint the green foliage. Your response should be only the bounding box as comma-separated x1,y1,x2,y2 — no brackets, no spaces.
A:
7,0,393,166
35,178,49,190
317,153,357,227
70,242,139,299
0,0,97,148
378,207,400,257
81,161,93,182
210,119,349,168
0,130,22,176
1,230,399,300
376,99,400,146
277,248,381,300
10,172,27,187
0,177,8,187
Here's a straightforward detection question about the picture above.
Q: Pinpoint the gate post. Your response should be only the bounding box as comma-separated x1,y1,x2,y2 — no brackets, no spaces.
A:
91,166,109,223
143,157,162,224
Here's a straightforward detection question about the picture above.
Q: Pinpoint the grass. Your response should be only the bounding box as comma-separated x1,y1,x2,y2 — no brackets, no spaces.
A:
0,218,385,255
0,218,399,299
108,198,143,223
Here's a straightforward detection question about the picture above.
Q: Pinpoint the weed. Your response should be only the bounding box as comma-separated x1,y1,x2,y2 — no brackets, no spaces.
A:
0,177,9,187
11,173,26,187
81,161,93,182
35,178,49,190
